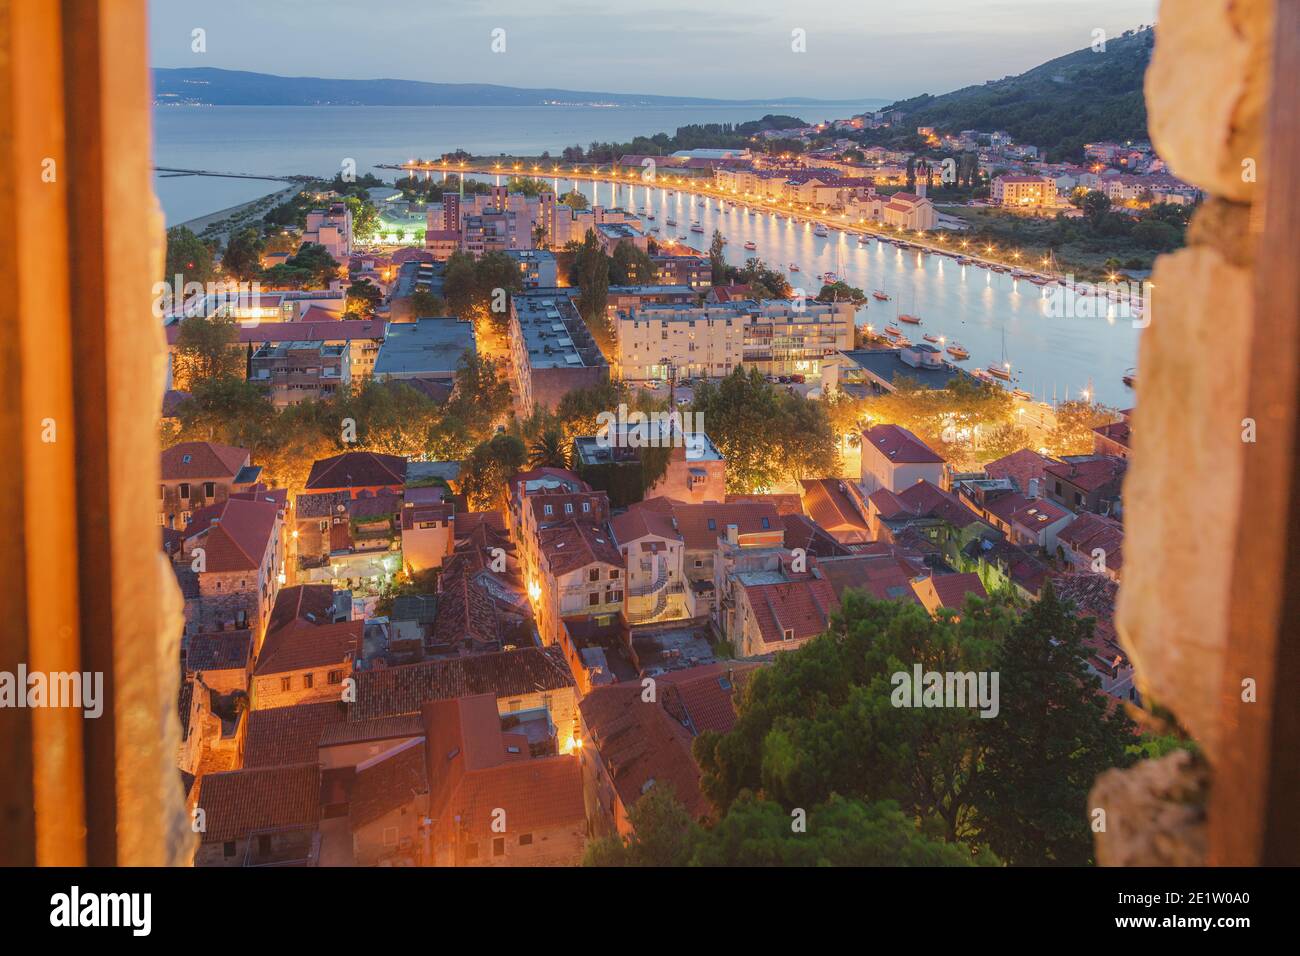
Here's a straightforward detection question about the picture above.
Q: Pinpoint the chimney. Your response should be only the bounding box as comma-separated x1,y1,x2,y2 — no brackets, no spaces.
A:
1027,477,1039,499
726,523,739,545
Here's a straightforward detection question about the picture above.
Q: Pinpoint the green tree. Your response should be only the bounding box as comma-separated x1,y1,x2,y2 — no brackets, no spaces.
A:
527,429,570,469
165,226,215,287
609,241,655,286
1047,400,1114,456
572,229,611,350
459,433,527,512
221,227,265,281
972,581,1136,864
708,229,728,285
410,289,449,318
345,278,383,317
560,190,589,211
690,368,786,493
583,784,701,867
172,314,243,387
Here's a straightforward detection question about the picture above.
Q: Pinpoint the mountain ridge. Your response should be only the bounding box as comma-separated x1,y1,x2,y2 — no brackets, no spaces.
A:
152,67,880,108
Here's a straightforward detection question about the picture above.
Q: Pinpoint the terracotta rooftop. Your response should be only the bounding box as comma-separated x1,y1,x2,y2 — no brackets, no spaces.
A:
1057,512,1125,571
193,763,321,844
984,448,1059,493
161,441,250,480
305,451,407,491
539,520,623,577
254,618,360,677
243,701,346,769
817,552,925,604
183,497,280,573
863,424,945,464
724,493,805,516
917,572,989,609
1044,456,1127,493
578,682,710,820
657,661,762,736
267,585,338,635
739,574,840,646
660,499,782,551
349,646,574,722
185,630,253,674
423,694,584,840
800,478,870,542
349,737,428,830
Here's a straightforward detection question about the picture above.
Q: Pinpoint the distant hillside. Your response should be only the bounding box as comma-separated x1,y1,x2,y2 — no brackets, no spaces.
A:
152,68,877,109
883,27,1154,160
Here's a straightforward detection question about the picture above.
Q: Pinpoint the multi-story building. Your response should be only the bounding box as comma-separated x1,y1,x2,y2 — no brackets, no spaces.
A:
373,317,475,384
508,292,609,417
303,203,353,261
505,249,559,288
614,299,854,382
651,254,712,290
159,441,263,529
991,175,1058,208
176,494,285,648
249,341,350,407
859,423,947,495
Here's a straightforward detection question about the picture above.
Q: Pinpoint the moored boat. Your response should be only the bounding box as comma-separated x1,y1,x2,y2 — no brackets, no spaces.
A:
743,240,757,250
946,343,970,359
872,290,891,301
789,262,800,272
813,225,830,237
898,313,922,325
922,333,940,343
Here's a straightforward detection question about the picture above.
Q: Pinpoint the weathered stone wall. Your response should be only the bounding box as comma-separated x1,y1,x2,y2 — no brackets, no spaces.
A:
1118,0,1271,764
1094,0,1273,865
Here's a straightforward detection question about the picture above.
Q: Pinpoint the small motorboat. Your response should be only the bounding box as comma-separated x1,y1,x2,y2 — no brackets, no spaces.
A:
885,324,903,336
898,313,922,325
743,240,757,251
789,262,800,272
946,343,969,359
922,333,940,343
666,217,677,226
813,225,829,237
690,224,704,233
647,213,656,221
987,364,1012,381
872,290,891,301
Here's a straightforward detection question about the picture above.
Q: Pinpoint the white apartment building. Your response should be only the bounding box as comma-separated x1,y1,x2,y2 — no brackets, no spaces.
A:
614,299,854,382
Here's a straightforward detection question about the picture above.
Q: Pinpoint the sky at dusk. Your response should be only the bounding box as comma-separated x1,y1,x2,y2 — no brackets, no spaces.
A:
149,0,1160,101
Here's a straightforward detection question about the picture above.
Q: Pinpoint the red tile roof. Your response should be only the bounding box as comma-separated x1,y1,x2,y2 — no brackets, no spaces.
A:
1057,512,1124,570
920,572,988,609
578,682,710,820
817,552,925,604
663,499,781,551
349,646,574,722
254,618,360,677
349,737,428,830
243,701,346,768
539,520,623,577
161,441,249,480
267,585,338,635
609,506,681,546
184,497,280,573
1044,456,1127,493
800,479,870,541
423,695,584,840
193,764,321,844
306,451,406,491
740,574,840,646
984,448,1058,493
863,424,945,464
724,493,805,516
657,662,762,735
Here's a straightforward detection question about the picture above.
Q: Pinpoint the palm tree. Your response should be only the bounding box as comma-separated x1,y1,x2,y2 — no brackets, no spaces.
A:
528,429,569,469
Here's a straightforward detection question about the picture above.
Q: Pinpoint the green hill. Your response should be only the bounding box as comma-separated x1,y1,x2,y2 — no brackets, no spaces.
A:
883,27,1154,161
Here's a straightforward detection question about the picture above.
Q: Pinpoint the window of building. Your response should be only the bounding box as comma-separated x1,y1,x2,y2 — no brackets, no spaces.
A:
280,676,291,692
610,568,620,580
302,673,313,689
588,568,599,582
178,483,190,499
328,670,343,684
588,592,600,607
203,481,215,498
519,833,533,846
564,503,573,514
544,504,553,515
783,627,795,641
493,837,506,856
223,841,236,858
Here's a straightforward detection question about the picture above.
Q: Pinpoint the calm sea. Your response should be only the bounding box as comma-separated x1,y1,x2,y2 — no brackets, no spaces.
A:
154,105,1140,405
151,104,873,224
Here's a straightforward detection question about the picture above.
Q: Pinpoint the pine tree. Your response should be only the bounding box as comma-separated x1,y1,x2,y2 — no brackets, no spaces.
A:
973,581,1136,864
